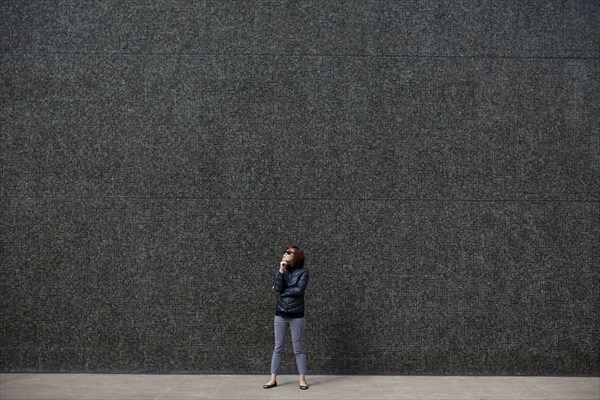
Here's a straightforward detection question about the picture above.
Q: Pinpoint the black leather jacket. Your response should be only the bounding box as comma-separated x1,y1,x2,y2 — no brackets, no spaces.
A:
273,265,309,318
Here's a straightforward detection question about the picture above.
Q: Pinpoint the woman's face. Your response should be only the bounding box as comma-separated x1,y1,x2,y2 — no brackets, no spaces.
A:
282,248,296,264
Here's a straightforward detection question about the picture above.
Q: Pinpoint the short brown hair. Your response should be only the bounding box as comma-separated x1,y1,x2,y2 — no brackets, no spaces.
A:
285,245,305,268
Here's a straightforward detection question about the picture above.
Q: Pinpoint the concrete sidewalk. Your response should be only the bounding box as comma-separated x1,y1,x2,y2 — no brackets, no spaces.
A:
1,374,598,400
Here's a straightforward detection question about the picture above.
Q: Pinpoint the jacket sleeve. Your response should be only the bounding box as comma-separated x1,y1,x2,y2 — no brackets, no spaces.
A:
273,268,286,293
280,269,309,298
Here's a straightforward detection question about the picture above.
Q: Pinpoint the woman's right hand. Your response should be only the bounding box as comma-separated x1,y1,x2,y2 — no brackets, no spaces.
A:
279,260,287,273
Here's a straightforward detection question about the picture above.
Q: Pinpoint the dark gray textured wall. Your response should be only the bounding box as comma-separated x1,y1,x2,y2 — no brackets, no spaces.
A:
1,1,598,375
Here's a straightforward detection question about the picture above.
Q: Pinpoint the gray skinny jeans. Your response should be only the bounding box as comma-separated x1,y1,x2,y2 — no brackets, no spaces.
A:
270,315,307,375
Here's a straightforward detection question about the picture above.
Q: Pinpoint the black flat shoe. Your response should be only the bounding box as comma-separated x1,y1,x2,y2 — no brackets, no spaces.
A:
299,383,309,390
263,382,277,389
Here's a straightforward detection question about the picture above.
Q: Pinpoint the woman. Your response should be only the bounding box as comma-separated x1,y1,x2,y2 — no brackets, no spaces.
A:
264,245,310,390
